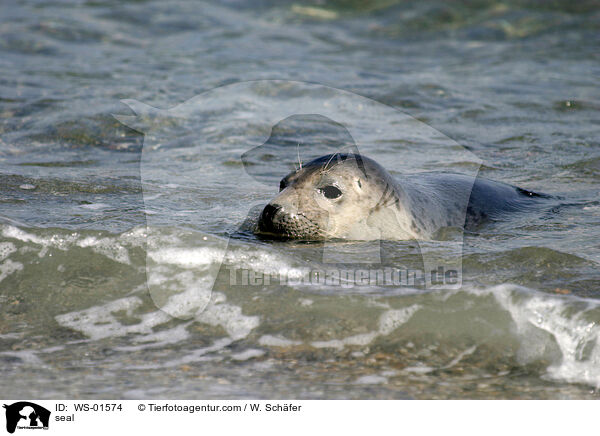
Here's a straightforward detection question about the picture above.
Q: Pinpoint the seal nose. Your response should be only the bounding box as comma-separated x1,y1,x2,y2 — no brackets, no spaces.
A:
259,203,282,231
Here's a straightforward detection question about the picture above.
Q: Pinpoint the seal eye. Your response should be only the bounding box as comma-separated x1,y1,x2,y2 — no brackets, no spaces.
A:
279,179,287,192
320,185,342,199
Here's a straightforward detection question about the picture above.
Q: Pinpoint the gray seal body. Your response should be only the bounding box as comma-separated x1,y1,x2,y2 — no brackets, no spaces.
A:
256,153,546,241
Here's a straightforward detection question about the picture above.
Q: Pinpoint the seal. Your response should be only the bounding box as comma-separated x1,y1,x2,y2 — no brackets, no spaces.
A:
256,153,547,240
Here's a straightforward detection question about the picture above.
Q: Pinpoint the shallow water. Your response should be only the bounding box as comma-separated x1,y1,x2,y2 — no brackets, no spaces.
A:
1,0,599,399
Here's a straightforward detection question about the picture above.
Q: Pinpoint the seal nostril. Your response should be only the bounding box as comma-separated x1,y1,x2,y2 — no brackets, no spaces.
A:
259,203,282,230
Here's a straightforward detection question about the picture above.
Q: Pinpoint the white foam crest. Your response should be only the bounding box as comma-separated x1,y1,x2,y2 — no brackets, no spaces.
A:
99,290,261,368
124,337,232,370
311,305,420,349
231,349,265,361
55,296,202,354
114,323,192,351
224,247,306,280
163,275,213,319
479,284,600,388
0,350,43,365
147,243,306,291
403,364,436,374
118,226,149,247
0,259,23,282
258,335,302,347
0,242,16,261
143,227,190,251
2,225,78,249
77,236,131,264
56,281,258,370
146,266,213,319
145,244,261,338
195,292,260,340
354,374,388,385
2,224,133,265
148,247,223,268
78,203,110,210
402,345,478,375
55,296,151,340
56,297,143,339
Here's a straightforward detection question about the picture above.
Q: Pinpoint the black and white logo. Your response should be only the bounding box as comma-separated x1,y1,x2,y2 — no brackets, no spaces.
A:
3,402,50,434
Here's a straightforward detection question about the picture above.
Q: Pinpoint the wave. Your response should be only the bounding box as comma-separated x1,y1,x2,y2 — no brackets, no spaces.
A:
2,223,599,391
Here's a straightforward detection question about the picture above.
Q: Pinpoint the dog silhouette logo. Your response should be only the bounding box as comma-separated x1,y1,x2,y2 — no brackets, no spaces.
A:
3,402,50,434
114,80,481,319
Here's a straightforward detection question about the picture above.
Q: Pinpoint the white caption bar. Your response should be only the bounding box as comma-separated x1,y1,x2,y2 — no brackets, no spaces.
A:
0,400,596,436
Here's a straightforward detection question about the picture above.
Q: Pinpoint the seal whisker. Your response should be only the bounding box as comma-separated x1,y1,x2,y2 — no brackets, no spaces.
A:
373,184,397,209
323,152,338,173
323,144,355,173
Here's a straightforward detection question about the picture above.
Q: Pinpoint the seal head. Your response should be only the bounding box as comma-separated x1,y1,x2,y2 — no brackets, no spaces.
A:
256,153,417,240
